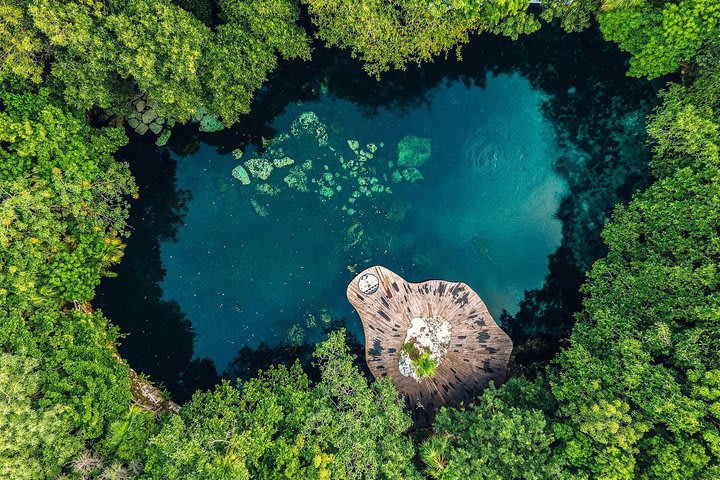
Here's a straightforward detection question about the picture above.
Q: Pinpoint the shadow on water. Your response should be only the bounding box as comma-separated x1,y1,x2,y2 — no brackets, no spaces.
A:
98,20,659,398
95,136,219,401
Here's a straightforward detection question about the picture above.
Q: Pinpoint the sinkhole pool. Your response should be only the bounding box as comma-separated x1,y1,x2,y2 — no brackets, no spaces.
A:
97,26,656,397
165,73,563,369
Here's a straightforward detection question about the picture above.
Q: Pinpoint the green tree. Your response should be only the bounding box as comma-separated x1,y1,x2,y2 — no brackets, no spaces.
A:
0,353,76,480
202,0,311,125
0,83,135,478
425,382,574,480
144,331,418,479
26,0,211,120
303,0,538,77
0,0,44,82
1,0,310,125
598,0,720,78
0,84,136,309
551,65,720,478
540,0,601,32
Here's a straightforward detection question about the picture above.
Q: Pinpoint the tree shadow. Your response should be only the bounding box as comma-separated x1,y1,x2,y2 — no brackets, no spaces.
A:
95,135,218,402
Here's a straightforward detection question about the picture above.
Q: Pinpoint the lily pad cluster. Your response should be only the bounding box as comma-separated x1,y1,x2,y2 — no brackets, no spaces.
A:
229,111,431,218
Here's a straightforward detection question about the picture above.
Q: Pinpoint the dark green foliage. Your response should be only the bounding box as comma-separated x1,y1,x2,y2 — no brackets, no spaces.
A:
0,83,136,478
0,84,135,308
598,0,720,78
0,0,310,126
540,0,601,32
542,0,720,78
424,382,573,480
303,0,538,77
202,0,311,125
144,331,419,479
551,63,720,478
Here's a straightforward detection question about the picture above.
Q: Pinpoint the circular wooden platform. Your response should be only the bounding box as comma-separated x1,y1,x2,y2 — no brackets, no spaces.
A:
347,265,513,423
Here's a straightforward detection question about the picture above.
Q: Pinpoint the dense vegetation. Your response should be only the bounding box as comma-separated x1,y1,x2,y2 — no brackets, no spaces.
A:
1,0,719,478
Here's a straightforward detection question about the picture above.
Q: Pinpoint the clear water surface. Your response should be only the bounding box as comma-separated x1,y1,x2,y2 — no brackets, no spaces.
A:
161,73,565,369
97,26,656,397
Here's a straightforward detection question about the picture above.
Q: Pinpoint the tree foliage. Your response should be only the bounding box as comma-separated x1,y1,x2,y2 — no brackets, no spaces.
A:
303,0,539,77
550,61,720,479
0,353,75,480
0,0,310,125
598,0,720,78
0,84,135,308
144,331,419,479
0,83,135,478
425,381,574,479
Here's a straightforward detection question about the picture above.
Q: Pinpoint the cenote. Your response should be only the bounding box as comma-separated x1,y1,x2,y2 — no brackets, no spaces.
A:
96,22,658,399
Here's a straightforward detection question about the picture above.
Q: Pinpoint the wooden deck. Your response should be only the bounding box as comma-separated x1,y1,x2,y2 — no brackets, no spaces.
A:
347,265,513,423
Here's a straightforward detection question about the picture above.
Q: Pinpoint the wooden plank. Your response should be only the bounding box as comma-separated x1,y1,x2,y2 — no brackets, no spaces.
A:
346,266,513,423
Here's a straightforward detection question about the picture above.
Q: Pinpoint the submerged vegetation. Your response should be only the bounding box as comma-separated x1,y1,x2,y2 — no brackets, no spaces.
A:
1,0,720,479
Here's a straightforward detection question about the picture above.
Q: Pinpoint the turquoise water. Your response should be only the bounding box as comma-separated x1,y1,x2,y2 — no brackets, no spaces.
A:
97,26,656,397
159,73,566,369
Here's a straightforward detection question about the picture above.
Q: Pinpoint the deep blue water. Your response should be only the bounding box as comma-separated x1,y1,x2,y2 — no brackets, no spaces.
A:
97,25,657,399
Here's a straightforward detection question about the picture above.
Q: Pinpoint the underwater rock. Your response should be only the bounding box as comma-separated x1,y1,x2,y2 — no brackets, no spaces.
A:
149,122,162,134
250,198,268,217
127,116,140,129
345,222,364,249
398,135,431,168
135,99,146,112
304,311,317,328
401,167,424,183
286,324,305,347
244,158,273,180
199,114,225,132
231,165,251,185
255,184,279,196
284,166,309,192
142,109,158,124
155,129,171,146
232,149,244,160
358,150,373,160
193,106,208,122
273,156,294,168
387,198,412,221
319,186,335,198
290,111,328,146
135,123,149,135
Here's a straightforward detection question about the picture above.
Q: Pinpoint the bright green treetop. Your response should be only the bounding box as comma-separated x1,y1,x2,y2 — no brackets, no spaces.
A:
0,85,135,309
551,65,720,478
602,0,720,78
303,0,538,77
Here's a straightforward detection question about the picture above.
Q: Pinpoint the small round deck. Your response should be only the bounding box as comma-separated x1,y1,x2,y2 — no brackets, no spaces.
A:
347,265,513,423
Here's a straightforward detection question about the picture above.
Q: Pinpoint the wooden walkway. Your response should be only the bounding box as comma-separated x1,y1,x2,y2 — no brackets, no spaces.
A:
347,265,513,423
